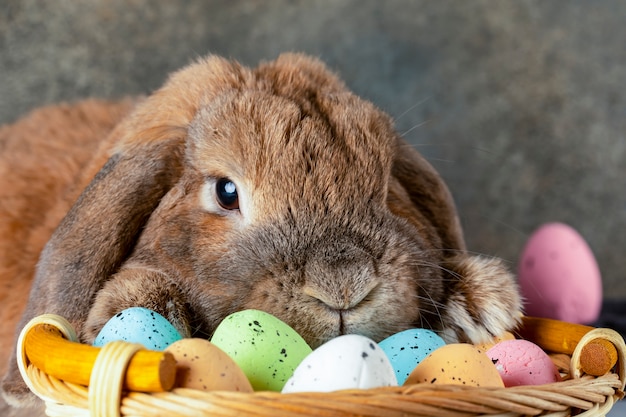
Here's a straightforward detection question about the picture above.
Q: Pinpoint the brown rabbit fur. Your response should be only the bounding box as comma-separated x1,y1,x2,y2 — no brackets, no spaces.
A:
0,53,521,408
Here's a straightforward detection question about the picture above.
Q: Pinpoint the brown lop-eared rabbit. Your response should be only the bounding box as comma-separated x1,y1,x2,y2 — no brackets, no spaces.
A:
0,53,521,409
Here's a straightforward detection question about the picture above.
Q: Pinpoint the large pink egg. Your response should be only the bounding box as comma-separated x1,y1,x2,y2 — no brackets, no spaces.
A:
518,223,602,324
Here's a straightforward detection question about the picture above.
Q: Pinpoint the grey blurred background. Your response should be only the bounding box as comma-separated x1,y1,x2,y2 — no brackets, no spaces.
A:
2,1,625,416
2,3,625,301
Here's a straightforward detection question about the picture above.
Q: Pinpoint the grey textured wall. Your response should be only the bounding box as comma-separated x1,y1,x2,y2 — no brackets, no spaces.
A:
2,0,625,300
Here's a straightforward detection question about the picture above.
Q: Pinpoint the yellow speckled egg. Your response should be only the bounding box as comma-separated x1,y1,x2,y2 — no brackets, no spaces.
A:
404,343,504,388
474,331,516,353
165,338,253,392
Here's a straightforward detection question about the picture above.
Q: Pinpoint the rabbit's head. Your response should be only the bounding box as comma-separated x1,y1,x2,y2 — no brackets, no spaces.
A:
3,54,520,406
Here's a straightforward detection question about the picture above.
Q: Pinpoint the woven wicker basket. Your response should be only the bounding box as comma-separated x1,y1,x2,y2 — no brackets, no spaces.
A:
16,314,626,417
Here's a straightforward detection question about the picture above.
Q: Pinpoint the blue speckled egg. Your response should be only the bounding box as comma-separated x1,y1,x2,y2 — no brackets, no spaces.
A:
93,307,182,350
378,328,446,384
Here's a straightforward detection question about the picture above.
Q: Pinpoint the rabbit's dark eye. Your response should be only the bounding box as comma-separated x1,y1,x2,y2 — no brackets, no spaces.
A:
216,178,239,210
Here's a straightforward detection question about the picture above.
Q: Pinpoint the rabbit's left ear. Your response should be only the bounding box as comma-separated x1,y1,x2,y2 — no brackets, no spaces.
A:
389,137,466,254
390,138,522,343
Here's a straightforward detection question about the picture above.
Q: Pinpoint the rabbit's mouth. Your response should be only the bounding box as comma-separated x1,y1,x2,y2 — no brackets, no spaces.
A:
290,307,415,350
234,293,418,350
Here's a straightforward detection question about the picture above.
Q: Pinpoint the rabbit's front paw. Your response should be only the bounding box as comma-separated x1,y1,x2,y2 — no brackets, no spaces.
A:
83,267,191,342
439,255,522,344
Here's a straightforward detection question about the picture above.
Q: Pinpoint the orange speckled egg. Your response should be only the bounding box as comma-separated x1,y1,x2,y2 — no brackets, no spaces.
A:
404,343,504,388
166,338,253,392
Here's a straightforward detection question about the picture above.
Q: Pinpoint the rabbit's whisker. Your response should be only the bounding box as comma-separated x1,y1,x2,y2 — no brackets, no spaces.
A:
400,119,431,137
394,96,432,121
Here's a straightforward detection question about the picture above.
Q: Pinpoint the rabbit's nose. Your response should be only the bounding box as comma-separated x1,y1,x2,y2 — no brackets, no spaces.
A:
302,265,380,311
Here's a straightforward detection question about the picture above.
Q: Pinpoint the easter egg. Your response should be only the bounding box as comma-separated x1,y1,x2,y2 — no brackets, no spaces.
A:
487,339,562,387
404,343,504,387
210,309,312,391
378,328,446,384
474,331,516,353
282,334,397,393
93,307,182,350
518,222,602,324
165,338,253,392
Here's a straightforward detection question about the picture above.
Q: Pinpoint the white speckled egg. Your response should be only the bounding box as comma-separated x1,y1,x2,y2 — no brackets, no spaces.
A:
93,307,182,350
379,328,446,384
282,334,398,393
166,338,253,392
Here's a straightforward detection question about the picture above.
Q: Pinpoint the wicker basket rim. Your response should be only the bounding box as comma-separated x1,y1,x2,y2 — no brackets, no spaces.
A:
17,314,626,417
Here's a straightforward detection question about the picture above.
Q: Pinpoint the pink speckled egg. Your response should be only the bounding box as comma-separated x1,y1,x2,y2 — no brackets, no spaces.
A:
487,339,562,387
518,222,602,324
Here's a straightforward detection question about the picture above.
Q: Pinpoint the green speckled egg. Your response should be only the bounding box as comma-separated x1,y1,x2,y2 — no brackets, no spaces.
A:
211,310,312,391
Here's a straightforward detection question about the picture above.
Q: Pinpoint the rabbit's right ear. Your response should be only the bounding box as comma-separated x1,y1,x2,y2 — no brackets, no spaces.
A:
22,54,252,335
2,55,253,407
1,137,187,408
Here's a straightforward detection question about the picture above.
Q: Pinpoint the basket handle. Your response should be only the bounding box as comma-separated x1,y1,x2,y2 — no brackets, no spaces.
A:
519,316,623,378
570,327,626,391
17,314,176,393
